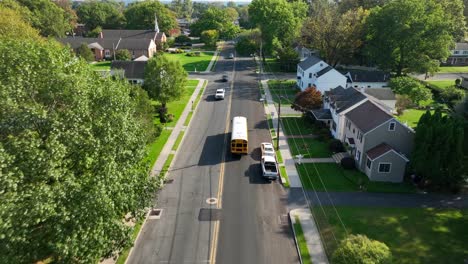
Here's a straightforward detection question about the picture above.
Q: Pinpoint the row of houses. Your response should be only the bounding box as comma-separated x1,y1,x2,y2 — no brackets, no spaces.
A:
59,17,167,61
296,54,413,183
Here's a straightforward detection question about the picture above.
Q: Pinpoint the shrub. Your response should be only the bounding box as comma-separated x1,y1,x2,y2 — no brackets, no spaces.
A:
332,234,392,264
316,128,332,141
329,139,345,153
341,156,356,170
175,35,191,44
115,49,131,61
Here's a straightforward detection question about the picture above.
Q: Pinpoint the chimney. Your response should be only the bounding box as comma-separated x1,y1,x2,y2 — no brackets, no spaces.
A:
99,31,103,39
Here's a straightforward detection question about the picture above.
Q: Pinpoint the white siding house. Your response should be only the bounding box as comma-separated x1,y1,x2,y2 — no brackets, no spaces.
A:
296,56,347,94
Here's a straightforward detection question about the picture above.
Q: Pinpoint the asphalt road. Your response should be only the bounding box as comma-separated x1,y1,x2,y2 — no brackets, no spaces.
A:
127,44,298,264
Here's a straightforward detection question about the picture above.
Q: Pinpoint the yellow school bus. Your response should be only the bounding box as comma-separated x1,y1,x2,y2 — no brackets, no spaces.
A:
231,116,248,154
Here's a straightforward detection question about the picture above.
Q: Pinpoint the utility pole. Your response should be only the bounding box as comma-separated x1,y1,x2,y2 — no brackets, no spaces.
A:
276,96,281,150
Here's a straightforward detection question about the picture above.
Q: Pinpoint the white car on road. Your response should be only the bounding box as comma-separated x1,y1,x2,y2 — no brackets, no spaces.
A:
215,88,225,100
260,142,275,158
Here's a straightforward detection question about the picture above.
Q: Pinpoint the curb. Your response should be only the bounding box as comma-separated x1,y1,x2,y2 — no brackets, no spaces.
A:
289,210,304,264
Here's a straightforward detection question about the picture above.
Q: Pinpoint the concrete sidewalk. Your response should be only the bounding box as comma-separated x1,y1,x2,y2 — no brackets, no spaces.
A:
204,47,220,72
290,209,329,264
150,78,206,177
257,57,329,264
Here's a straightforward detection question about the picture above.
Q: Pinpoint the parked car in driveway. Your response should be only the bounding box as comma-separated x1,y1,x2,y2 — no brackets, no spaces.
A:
221,74,228,82
227,53,234,59
215,88,225,100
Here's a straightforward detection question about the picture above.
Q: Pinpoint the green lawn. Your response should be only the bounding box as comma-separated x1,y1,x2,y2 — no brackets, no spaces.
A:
395,109,427,128
288,138,332,158
438,66,468,73
145,130,171,166
293,217,313,264
281,116,319,136
297,163,416,193
312,206,468,264
145,80,200,166
264,58,297,73
267,80,300,108
426,80,456,89
395,109,444,129
164,52,214,72
89,61,111,71
152,81,198,127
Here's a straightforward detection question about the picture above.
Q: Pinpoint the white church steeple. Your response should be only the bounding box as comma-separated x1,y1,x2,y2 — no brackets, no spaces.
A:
154,14,160,33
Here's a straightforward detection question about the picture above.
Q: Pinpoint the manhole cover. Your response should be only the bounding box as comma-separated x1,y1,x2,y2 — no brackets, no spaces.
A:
206,197,218,205
148,209,163,220
198,208,222,221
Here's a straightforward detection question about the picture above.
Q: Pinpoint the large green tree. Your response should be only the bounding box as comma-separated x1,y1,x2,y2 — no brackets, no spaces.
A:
124,0,177,33
15,0,73,37
0,38,156,263
337,0,388,13
411,110,466,190
200,29,219,47
365,0,455,76
249,0,307,55
144,55,187,122
0,5,42,41
190,7,240,39
301,3,369,66
389,76,433,106
76,0,125,30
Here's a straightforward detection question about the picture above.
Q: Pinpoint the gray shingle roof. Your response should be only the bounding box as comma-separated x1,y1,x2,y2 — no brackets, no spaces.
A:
364,88,396,100
366,143,393,160
345,101,393,133
310,109,332,120
298,55,323,70
455,42,468,50
345,70,391,83
111,61,147,79
316,66,333,78
59,37,152,51
326,87,367,113
102,29,157,39
118,39,153,50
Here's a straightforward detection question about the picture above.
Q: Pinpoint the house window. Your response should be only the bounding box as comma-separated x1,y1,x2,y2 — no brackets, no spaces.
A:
309,73,312,78
388,122,396,131
463,51,468,55
367,85,371,88
354,85,358,88
366,158,372,169
454,50,459,54
378,163,391,173
356,150,361,161
332,121,337,131
358,132,363,142
308,83,312,87
104,49,110,57
353,128,355,134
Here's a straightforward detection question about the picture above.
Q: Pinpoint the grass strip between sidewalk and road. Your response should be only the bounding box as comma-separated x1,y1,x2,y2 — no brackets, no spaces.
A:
172,131,185,151
293,217,313,264
159,154,175,178
184,80,206,126
279,165,289,188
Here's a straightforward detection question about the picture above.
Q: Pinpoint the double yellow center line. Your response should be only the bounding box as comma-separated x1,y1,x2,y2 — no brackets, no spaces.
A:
209,49,236,264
